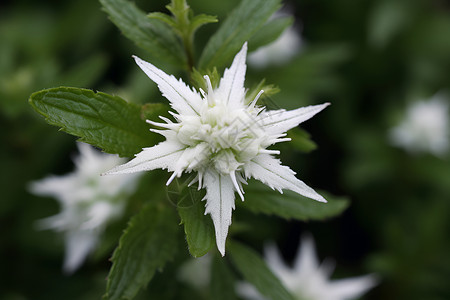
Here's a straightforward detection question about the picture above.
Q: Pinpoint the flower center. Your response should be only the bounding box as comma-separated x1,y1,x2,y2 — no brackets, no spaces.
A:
177,98,263,174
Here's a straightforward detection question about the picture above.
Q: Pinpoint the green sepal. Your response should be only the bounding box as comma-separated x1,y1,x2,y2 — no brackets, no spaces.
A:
228,241,295,300
29,87,158,157
100,0,186,67
241,181,349,220
103,203,179,300
198,0,281,71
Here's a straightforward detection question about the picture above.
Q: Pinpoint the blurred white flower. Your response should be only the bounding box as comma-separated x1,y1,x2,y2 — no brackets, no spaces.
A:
237,235,377,300
178,254,212,290
248,13,302,68
104,42,328,256
29,142,141,273
389,94,449,156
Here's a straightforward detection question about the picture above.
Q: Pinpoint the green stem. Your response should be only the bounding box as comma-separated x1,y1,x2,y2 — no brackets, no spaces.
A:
183,33,195,72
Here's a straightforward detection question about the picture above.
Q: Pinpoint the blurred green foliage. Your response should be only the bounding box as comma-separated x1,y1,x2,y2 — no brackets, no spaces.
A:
1,0,450,299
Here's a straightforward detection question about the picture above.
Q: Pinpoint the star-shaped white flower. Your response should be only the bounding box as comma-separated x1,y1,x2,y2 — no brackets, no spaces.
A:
105,42,329,256
237,235,377,300
389,94,449,156
29,142,141,273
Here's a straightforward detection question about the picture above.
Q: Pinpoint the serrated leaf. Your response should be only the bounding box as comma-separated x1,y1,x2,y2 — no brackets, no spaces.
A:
104,203,178,300
198,0,281,71
174,177,215,257
241,181,349,220
248,16,294,52
100,0,186,67
29,87,157,157
210,256,238,300
228,241,295,300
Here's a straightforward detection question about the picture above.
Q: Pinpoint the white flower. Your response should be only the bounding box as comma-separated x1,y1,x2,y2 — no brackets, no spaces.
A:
29,142,141,273
237,235,377,300
178,254,212,290
105,42,328,256
389,94,449,156
248,13,302,68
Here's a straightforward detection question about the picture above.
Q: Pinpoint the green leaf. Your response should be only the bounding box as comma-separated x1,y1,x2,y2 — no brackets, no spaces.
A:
29,87,157,157
241,181,349,220
228,241,295,300
148,0,217,70
248,16,294,52
246,78,280,106
191,67,220,91
104,203,179,300
100,0,186,67
173,177,215,257
147,12,177,28
210,256,238,300
198,0,281,71
140,102,171,121
190,14,218,34
286,128,317,153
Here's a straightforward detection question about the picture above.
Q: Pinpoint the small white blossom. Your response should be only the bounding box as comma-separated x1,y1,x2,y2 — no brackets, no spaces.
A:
178,254,212,290
389,94,449,156
248,13,302,68
237,236,377,300
29,142,141,273
105,42,328,256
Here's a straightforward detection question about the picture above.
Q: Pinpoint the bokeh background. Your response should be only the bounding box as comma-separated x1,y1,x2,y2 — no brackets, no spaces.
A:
1,0,450,299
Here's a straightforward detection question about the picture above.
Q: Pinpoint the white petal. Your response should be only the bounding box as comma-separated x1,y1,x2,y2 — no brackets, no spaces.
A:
244,154,326,202
63,229,98,274
259,103,330,135
327,274,378,299
264,243,292,279
103,141,186,175
28,175,78,204
203,170,236,256
133,55,203,115
293,234,321,276
217,43,248,107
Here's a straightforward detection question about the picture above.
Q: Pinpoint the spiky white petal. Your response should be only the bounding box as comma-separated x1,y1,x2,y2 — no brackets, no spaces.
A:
104,141,187,175
203,170,236,256
107,43,328,255
63,229,98,274
244,154,326,203
217,43,248,107
133,55,203,116
260,103,330,135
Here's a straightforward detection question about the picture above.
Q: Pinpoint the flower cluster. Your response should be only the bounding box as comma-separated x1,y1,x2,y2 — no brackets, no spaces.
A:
30,143,141,273
105,42,329,255
389,94,449,156
237,235,377,300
